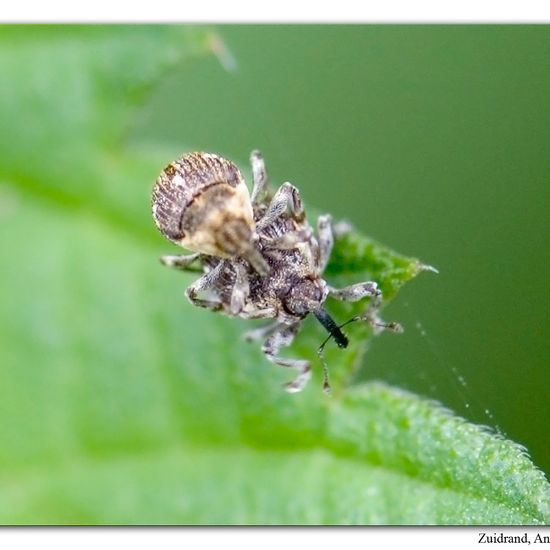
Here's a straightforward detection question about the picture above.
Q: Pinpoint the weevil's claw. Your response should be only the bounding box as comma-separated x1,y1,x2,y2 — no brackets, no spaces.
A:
388,321,404,333
377,321,404,333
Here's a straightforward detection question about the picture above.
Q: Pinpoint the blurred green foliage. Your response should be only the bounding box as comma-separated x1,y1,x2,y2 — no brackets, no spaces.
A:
0,25,548,525
140,24,550,473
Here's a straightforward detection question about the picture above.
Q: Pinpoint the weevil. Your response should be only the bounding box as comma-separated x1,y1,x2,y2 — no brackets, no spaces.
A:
152,151,400,392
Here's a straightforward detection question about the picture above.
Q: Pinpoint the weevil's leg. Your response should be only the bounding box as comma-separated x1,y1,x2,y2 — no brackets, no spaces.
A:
160,253,202,272
329,282,402,334
250,150,270,205
329,281,382,304
317,214,334,272
256,182,305,231
243,320,282,342
239,307,277,320
185,260,225,311
329,281,382,327
230,262,250,315
264,227,312,250
262,323,311,393
262,228,317,272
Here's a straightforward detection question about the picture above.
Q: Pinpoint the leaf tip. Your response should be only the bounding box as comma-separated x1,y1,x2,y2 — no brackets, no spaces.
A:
420,263,439,274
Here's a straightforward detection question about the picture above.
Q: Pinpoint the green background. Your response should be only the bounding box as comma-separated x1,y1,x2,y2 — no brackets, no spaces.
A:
139,26,550,472
0,25,548,523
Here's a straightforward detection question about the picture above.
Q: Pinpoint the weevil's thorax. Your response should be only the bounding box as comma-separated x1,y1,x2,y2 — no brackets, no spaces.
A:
248,215,327,320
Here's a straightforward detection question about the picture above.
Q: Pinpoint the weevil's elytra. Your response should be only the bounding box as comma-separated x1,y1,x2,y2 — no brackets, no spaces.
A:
152,152,267,273
152,150,401,393
153,153,248,241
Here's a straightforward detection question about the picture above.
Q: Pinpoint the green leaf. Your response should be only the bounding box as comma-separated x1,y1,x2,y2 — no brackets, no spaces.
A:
0,25,548,525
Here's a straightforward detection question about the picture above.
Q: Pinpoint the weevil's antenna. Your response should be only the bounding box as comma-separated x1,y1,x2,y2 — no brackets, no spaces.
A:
316,313,403,393
318,348,332,394
314,307,350,395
